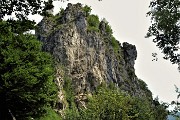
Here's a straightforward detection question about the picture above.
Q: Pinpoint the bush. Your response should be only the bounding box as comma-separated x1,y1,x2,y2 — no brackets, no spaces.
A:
63,76,74,109
105,22,113,35
87,14,100,32
111,36,120,53
101,19,113,35
61,82,168,120
82,5,92,17
37,108,62,120
81,87,139,120
87,26,99,32
63,76,80,120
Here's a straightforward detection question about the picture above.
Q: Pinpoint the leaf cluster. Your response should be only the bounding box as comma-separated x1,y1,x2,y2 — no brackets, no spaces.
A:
0,0,42,20
82,5,92,17
146,0,180,65
0,0,60,20
87,14,100,32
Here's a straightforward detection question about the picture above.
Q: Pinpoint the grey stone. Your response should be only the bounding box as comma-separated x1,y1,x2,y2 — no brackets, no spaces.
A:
36,3,152,111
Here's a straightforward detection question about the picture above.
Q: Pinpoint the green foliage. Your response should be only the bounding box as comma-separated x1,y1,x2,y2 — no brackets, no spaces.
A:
37,108,62,120
63,76,75,109
85,87,137,120
88,15,100,27
131,97,154,120
63,76,80,120
60,8,65,15
0,1,57,21
0,0,61,20
169,86,180,119
82,86,156,120
54,8,65,21
111,36,120,54
138,79,148,91
138,80,168,119
87,26,100,32
0,22,57,119
138,79,152,101
152,97,168,120
7,19,36,34
0,0,42,20
105,22,113,35
41,0,54,17
61,82,168,120
87,14,100,32
63,108,80,120
82,5,92,17
100,19,113,35
146,0,180,66
127,68,135,79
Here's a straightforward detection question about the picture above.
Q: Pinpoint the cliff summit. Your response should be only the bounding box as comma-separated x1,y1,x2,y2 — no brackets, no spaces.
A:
36,3,152,112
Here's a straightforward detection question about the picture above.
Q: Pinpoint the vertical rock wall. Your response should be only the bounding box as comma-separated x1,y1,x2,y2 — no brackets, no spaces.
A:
36,3,151,111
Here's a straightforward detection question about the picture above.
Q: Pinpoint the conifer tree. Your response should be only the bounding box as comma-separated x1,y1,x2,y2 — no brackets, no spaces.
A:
0,22,57,119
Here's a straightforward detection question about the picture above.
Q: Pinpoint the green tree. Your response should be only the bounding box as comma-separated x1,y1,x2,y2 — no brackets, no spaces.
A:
87,14,100,32
0,1,68,119
80,87,139,120
0,22,57,119
62,83,168,120
152,97,168,120
82,5,92,17
147,0,180,117
0,0,55,20
146,0,180,67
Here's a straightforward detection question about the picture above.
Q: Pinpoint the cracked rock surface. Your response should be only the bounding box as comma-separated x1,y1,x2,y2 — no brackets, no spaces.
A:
36,3,151,111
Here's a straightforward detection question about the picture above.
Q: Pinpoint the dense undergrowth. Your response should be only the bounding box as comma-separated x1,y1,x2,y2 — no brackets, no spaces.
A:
42,80,168,120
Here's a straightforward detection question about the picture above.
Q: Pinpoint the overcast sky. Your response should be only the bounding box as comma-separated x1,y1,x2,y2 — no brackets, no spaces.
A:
32,0,180,103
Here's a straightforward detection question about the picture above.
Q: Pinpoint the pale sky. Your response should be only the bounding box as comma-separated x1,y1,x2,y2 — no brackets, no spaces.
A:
31,0,180,103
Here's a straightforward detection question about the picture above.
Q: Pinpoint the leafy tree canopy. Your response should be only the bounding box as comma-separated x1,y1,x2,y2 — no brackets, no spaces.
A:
0,21,57,119
146,0,180,67
62,83,168,120
0,0,55,20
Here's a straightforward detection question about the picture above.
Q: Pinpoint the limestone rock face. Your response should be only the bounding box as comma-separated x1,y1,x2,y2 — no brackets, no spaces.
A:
36,3,151,111
123,42,137,68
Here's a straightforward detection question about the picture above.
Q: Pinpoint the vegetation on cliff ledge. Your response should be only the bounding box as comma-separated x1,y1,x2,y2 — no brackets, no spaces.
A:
62,82,168,120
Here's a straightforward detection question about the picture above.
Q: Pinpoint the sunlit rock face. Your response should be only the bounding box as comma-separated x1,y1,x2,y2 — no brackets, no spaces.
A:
36,3,151,111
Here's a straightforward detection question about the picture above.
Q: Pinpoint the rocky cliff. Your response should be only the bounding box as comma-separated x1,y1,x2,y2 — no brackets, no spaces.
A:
36,3,152,112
